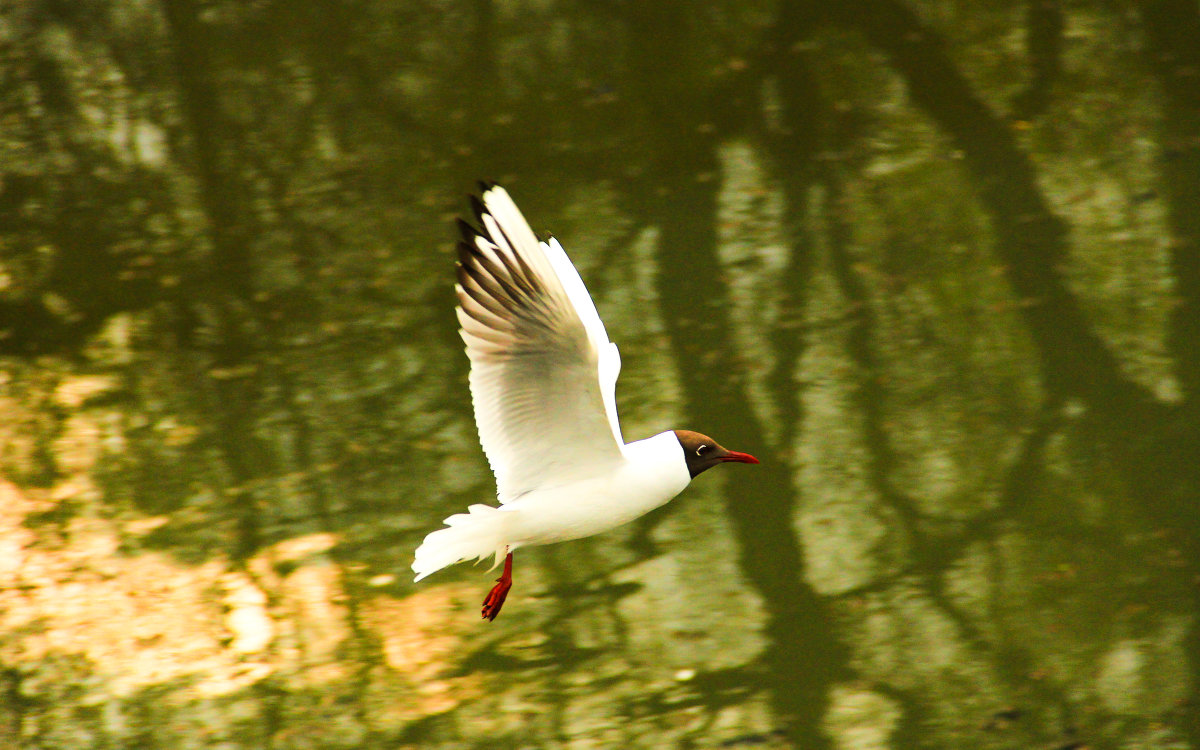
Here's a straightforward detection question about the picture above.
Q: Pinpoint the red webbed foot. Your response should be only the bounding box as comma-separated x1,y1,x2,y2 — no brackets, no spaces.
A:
482,551,513,621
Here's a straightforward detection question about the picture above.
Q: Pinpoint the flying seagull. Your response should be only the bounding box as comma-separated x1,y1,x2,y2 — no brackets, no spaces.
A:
412,183,759,620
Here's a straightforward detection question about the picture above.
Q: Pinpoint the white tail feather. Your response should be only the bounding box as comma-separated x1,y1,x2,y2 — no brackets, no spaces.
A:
411,504,511,582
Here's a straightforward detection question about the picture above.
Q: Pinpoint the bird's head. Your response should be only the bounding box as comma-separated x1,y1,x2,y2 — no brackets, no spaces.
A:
673,430,760,479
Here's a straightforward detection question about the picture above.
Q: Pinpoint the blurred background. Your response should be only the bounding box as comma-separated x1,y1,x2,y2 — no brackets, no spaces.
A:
2,0,1199,747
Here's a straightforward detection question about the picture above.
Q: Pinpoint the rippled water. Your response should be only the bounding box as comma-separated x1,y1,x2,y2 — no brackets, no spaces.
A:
1,2,1198,748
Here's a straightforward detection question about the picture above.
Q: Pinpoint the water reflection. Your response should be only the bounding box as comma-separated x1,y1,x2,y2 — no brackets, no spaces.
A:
1,1,1198,748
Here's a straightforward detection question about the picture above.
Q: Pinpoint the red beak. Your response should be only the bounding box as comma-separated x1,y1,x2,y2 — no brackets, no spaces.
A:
720,450,760,464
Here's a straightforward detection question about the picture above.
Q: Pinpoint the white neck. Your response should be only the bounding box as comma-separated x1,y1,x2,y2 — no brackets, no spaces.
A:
619,430,691,508
502,431,692,548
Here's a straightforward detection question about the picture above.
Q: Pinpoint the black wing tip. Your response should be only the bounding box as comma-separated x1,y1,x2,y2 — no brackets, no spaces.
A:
456,217,479,243
456,241,475,265
469,194,489,224
459,182,500,237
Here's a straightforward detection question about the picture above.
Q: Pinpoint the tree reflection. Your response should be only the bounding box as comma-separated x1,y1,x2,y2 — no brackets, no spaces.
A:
1,0,1198,747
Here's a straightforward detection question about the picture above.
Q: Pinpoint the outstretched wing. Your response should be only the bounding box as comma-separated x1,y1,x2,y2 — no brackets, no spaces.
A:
455,184,625,502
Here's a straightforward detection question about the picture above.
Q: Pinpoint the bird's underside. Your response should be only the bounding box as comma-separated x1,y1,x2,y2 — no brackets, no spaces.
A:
411,184,759,621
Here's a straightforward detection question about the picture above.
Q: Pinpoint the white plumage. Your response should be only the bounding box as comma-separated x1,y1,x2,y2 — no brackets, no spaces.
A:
412,184,758,620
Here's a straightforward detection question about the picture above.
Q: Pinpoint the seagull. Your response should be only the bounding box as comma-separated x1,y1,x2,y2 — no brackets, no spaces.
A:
412,183,759,620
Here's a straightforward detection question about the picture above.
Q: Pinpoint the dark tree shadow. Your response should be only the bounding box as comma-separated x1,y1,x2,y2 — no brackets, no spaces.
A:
614,5,850,746
788,0,1200,741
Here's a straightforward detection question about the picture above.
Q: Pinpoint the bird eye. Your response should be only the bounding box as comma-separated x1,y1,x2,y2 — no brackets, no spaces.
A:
696,444,709,456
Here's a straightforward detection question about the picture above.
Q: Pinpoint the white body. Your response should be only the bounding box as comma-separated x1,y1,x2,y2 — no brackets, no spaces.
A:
412,432,689,580
505,431,689,546
411,186,694,583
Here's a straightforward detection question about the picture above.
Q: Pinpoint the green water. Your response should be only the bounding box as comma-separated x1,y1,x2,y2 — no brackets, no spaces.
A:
1,1,1198,748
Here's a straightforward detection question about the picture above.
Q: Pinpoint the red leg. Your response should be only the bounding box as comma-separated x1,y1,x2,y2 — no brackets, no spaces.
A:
481,551,513,621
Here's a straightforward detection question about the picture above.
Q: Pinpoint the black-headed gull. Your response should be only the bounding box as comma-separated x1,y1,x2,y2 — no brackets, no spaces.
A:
412,184,759,620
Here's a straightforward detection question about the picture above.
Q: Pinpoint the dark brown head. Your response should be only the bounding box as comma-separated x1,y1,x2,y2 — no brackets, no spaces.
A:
673,430,760,479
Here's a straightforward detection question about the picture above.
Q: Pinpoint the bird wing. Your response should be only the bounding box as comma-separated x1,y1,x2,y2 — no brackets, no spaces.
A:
455,184,626,503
